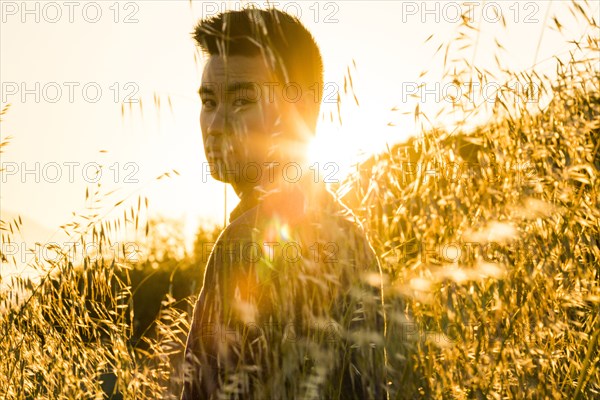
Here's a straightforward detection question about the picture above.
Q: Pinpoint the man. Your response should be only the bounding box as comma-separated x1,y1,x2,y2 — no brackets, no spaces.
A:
182,8,388,399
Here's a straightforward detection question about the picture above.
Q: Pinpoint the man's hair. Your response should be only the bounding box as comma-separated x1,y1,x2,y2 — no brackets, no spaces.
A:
193,8,324,131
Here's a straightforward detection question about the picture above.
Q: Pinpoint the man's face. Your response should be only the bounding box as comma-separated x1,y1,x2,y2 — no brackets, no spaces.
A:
200,54,294,190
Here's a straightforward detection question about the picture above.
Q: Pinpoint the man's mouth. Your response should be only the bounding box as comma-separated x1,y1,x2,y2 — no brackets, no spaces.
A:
207,152,223,162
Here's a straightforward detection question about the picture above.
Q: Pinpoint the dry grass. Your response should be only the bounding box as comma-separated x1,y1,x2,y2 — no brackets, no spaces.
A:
1,2,599,399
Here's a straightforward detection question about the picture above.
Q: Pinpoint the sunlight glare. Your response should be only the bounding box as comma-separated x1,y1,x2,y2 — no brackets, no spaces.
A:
308,117,396,183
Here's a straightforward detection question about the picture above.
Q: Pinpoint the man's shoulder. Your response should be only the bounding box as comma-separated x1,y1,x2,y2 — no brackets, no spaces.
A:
221,191,369,239
220,205,261,243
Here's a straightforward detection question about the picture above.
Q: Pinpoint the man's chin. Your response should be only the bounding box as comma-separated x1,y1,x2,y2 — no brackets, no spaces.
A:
207,161,228,181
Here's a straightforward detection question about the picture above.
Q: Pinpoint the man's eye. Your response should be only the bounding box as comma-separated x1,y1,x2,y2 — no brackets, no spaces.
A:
201,99,216,108
232,98,253,107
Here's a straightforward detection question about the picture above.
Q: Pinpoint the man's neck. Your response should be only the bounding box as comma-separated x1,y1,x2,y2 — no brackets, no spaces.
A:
229,172,334,224
229,188,260,223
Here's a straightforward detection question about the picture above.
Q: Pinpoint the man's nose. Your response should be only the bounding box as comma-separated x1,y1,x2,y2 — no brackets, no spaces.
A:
206,105,230,139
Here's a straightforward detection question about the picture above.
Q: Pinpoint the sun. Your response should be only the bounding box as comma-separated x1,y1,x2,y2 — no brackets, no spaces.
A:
306,127,359,184
307,116,394,184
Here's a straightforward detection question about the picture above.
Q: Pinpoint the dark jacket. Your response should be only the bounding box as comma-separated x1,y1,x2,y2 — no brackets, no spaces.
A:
181,181,388,399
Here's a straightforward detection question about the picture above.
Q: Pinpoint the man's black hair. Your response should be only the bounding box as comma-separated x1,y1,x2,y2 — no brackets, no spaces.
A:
193,8,324,131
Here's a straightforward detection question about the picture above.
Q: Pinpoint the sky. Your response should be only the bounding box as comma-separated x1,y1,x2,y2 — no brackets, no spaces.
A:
0,0,598,274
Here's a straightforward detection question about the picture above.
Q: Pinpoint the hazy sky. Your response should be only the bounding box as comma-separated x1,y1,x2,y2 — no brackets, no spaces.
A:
1,0,597,263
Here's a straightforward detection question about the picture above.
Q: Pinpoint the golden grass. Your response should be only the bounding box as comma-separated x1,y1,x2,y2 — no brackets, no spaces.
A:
1,2,598,399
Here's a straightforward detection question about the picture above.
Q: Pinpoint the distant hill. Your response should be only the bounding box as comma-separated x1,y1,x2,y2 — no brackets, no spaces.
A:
0,209,60,275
